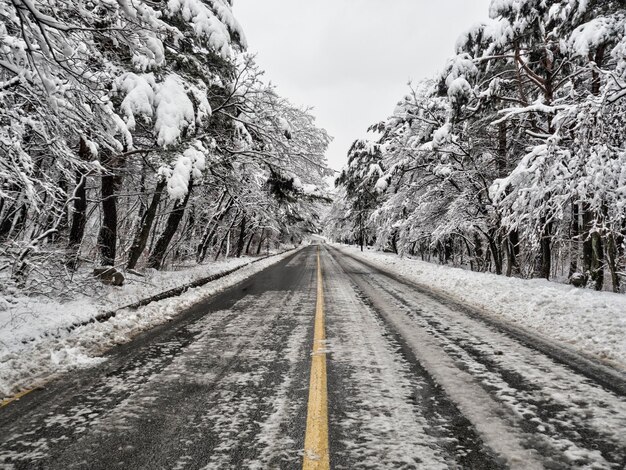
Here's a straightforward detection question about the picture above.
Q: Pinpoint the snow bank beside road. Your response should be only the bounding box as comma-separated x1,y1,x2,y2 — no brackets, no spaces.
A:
1,257,252,353
335,245,626,370
0,250,298,398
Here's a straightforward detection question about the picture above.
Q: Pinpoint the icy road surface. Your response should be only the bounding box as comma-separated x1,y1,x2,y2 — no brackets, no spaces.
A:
1,246,625,469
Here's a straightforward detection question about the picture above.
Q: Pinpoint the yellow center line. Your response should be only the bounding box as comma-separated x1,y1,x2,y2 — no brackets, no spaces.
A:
0,387,37,408
303,247,330,470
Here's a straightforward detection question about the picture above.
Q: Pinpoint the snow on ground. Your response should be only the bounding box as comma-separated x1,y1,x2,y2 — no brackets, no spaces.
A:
0,250,298,398
1,257,253,353
335,244,626,370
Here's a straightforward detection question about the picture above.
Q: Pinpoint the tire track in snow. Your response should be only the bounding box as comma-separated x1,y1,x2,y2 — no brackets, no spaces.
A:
331,247,626,469
359,267,626,468
323,250,503,469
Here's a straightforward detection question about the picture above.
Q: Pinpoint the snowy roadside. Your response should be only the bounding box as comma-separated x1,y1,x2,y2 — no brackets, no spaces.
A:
0,249,299,398
334,245,626,371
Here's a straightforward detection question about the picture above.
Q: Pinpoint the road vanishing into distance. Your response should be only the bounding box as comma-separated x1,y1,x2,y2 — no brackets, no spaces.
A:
1,246,626,469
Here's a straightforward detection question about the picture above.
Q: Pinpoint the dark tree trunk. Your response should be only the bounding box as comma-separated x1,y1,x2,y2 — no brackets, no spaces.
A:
127,178,166,270
147,181,193,270
214,231,229,261
0,200,20,240
214,211,240,261
569,201,580,278
97,154,123,266
0,201,27,241
245,231,255,255
444,238,453,264
137,162,147,220
0,208,11,240
185,204,196,244
538,49,555,281
12,204,27,239
235,214,246,258
540,221,552,280
591,46,605,96
359,212,364,252
582,203,593,276
196,196,232,263
256,229,265,255
497,121,507,178
581,204,605,289
48,176,68,243
505,230,519,277
68,138,91,257
575,49,609,289
67,174,88,267
606,232,620,293
391,230,398,254
487,229,502,275
0,194,5,231
461,237,474,271
197,225,218,263
473,234,484,272
590,230,604,291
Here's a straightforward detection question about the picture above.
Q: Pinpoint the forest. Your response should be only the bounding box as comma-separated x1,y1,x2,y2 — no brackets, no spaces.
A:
0,0,332,297
328,0,626,292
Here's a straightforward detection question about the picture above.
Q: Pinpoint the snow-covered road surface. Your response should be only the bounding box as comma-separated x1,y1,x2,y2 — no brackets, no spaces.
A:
1,246,625,469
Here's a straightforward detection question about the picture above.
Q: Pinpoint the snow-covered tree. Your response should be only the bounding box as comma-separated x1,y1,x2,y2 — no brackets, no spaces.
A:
329,0,626,292
334,138,384,250
0,1,332,295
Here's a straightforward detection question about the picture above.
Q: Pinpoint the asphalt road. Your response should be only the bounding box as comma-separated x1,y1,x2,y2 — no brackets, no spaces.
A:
1,245,626,469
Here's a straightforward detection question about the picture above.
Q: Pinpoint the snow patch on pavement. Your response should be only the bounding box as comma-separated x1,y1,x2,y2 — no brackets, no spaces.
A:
336,245,626,369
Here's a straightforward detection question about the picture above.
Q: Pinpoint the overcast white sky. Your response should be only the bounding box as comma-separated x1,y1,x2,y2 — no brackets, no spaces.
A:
234,0,492,172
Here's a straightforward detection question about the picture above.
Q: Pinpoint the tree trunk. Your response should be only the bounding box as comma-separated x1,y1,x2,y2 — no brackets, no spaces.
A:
236,214,246,258
214,211,240,261
245,231,255,255
606,232,620,293
97,154,122,266
127,177,166,270
505,230,519,277
591,46,605,96
497,121,507,178
49,176,68,243
0,201,27,241
488,229,502,275
197,225,218,263
147,181,193,270
582,203,593,278
473,234,484,272
359,212,364,252
0,201,16,240
461,237,474,271
225,230,231,258
444,238,453,264
67,170,88,266
391,230,398,254
590,230,604,291
569,201,580,278
540,221,552,280
196,197,232,263
256,229,265,255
